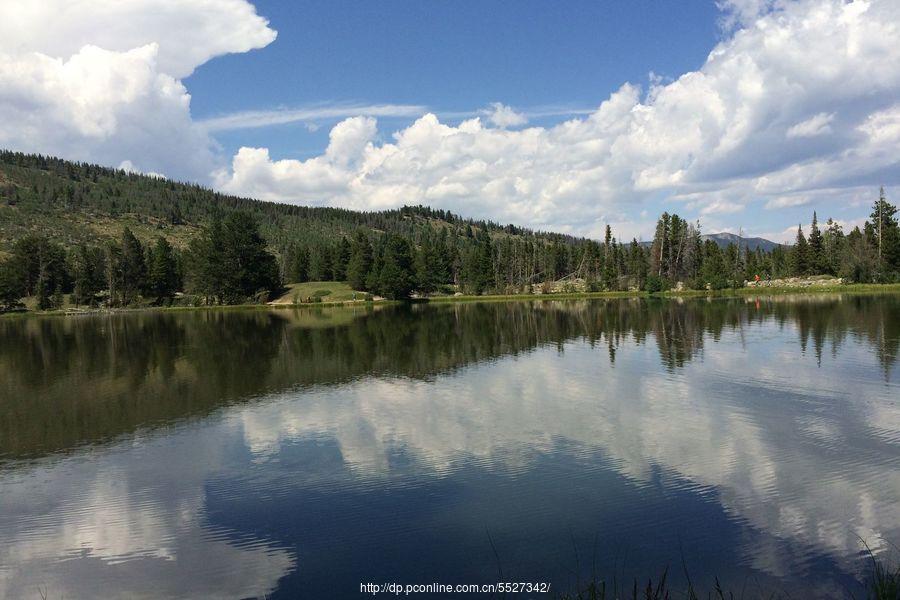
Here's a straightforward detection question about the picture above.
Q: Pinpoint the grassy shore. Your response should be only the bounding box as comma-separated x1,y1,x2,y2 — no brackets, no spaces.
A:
4,282,900,318
680,282,900,297
426,282,900,305
424,289,640,304
269,281,366,304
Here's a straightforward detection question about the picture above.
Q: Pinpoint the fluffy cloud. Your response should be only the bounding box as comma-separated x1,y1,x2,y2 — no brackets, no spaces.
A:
0,0,276,79
716,0,779,29
0,0,275,180
482,102,528,128
217,0,900,237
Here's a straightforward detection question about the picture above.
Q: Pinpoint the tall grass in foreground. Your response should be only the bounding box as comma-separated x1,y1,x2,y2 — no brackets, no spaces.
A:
554,557,900,600
865,543,900,600
548,538,900,600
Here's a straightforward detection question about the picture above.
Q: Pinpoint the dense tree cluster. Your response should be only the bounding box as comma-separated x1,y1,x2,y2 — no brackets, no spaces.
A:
0,212,281,311
185,212,280,304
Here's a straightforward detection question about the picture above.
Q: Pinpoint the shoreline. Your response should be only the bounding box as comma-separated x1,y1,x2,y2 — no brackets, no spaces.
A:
4,282,900,318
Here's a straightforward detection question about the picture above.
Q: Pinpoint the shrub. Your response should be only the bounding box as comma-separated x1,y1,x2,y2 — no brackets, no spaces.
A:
644,274,664,294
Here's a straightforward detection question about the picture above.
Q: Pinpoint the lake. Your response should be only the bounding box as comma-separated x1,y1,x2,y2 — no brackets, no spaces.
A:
1,295,898,599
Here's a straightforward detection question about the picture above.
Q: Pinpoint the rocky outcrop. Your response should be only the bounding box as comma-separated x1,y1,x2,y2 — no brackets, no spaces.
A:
745,277,843,288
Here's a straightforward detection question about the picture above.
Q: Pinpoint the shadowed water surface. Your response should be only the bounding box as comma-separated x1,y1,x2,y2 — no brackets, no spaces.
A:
0,295,899,599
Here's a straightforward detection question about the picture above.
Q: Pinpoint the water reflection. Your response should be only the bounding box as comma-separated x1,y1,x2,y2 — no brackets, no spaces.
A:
0,296,898,598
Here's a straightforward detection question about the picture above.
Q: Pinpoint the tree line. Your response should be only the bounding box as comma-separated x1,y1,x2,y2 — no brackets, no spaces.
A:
279,188,899,297
1,187,897,312
643,188,899,290
0,212,278,311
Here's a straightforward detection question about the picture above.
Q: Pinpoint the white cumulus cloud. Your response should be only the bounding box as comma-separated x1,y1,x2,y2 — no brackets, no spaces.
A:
216,0,900,236
0,0,276,79
482,102,528,128
0,0,276,180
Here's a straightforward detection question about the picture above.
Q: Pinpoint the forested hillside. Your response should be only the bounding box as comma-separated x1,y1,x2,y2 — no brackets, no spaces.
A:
1,150,898,312
0,150,584,255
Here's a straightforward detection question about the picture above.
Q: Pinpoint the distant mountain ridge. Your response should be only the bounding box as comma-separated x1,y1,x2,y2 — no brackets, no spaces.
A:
639,232,780,252
701,232,781,252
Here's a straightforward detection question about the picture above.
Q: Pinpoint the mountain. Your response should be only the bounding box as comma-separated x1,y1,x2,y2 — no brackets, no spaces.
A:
701,232,781,252
0,150,587,257
638,232,781,252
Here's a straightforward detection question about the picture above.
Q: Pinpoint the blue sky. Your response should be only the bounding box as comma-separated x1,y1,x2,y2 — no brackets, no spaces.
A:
188,1,719,159
0,0,898,242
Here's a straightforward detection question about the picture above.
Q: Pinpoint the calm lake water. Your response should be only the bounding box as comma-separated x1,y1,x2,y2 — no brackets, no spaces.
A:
1,296,899,599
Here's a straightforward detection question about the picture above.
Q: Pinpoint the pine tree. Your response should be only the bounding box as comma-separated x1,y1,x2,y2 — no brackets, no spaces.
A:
790,225,809,276
683,222,703,282
724,243,741,287
770,245,788,278
218,211,280,303
0,259,25,311
700,240,727,289
11,235,68,297
377,234,415,299
72,244,105,306
120,227,147,305
36,265,51,310
332,238,351,281
416,232,444,295
308,243,332,281
869,187,899,277
105,241,123,306
347,231,373,291
667,215,687,281
365,241,384,293
291,246,309,283
433,228,452,285
823,218,844,275
841,226,876,283
186,218,223,303
650,213,670,277
743,246,758,282
808,211,824,274
627,239,648,289
147,237,179,304
602,237,618,290
461,230,494,294
872,188,892,264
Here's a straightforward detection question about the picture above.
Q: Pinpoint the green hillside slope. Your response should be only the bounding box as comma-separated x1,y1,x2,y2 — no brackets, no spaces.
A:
0,150,584,257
